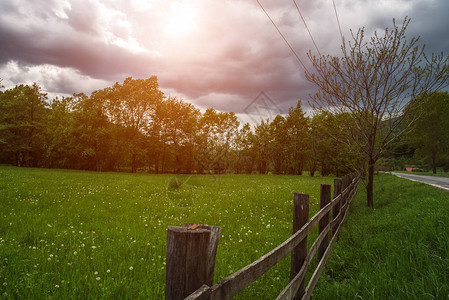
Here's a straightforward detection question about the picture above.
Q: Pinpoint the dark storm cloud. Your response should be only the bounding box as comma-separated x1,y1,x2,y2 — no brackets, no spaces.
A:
1,0,448,114
0,0,161,98
407,1,449,54
0,3,158,79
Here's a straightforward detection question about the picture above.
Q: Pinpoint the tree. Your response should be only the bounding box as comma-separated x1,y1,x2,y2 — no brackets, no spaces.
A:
309,112,330,176
307,17,449,207
269,115,289,174
44,96,77,168
233,123,254,174
195,108,239,174
285,101,309,175
102,77,164,173
150,96,200,173
70,92,118,171
405,91,449,173
252,120,271,174
0,84,48,167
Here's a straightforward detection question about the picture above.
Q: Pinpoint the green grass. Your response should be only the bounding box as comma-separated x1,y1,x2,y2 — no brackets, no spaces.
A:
313,173,449,299
0,166,334,299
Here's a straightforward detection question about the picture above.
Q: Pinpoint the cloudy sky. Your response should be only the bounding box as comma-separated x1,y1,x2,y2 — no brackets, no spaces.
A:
1,0,448,116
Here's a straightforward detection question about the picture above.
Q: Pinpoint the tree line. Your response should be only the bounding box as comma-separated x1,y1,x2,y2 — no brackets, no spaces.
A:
380,91,449,174
0,77,356,175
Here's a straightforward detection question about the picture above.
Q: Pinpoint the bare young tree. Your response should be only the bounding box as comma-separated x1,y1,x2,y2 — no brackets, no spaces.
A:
306,17,449,207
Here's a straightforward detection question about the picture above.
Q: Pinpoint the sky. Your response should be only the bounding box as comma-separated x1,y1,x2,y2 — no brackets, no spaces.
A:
1,0,448,119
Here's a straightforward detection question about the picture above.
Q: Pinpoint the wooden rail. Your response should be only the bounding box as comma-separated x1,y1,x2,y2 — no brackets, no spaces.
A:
166,173,360,300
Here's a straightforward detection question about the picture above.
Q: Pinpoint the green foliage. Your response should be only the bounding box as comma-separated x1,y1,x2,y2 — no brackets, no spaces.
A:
195,108,239,174
285,101,309,175
0,84,48,167
404,91,449,173
0,79,353,175
313,173,449,299
0,166,334,299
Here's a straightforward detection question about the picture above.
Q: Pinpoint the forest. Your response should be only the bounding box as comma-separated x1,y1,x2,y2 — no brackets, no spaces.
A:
0,76,448,175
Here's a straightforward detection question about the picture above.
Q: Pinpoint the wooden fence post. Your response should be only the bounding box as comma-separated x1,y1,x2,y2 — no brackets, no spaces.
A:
182,223,222,286
332,179,342,237
318,184,331,261
290,193,309,300
165,225,217,300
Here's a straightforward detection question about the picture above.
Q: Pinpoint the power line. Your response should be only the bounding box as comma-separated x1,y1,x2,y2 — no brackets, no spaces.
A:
292,0,322,57
331,0,344,45
256,0,310,74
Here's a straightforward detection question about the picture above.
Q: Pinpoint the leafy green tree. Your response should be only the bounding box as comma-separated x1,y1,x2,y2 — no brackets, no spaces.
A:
195,108,239,174
233,123,254,174
269,115,289,174
405,92,449,173
44,96,77,168
0,83,48,166
150,97,200,173
70,93,118,171
285,101,309,175
307,17,449,207
252,120,271,174
309,112,327,176
102,77,164,173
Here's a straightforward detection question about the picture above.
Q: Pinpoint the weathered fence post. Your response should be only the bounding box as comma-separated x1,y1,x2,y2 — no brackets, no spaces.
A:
332,179,342,237
290,193,309,300
183,223,222,286
165,224,221,300
318,184,331,261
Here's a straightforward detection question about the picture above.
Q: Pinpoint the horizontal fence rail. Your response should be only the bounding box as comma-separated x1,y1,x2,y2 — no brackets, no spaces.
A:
166,172,360,300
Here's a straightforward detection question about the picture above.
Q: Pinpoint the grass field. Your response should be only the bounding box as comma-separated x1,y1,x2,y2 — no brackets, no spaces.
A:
313,173,449,299
0,166,334,299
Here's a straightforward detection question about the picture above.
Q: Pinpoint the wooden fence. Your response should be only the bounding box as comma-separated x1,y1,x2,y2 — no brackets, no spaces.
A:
165,173,360,300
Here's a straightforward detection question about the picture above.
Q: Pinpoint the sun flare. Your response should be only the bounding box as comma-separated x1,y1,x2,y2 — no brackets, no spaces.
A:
165,2,197,36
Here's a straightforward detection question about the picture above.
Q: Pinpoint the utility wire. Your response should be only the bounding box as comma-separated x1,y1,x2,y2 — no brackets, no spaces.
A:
331,0,344,45
256,0,309,74
292,0,322,57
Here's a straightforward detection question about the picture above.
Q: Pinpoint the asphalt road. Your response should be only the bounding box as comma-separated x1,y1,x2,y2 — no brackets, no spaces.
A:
391,172,449,191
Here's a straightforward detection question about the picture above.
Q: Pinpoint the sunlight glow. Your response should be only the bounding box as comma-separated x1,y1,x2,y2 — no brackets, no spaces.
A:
164,2,197,36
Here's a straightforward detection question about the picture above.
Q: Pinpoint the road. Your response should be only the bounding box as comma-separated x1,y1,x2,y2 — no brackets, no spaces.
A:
391,172,449,191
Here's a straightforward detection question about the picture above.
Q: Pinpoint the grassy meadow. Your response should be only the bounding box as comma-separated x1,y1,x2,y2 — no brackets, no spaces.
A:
0,166,334,299
313,173,449,299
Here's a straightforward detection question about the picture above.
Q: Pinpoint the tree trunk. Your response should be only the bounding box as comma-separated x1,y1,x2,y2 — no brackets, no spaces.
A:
366,160,374,208
131,153,137,173
431,152,437,174
154,153,160,174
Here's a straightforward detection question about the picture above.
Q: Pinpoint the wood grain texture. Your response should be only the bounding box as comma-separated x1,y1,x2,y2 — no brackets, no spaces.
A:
165,227,211,300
